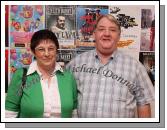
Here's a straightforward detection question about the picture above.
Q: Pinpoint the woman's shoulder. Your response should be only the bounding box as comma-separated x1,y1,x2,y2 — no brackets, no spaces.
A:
56,69,76,84
62,69,74,76
12,67,29,79
58,69,75,79
13,68,24,76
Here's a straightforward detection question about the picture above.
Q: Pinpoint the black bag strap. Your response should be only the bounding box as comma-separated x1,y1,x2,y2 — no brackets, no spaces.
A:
17,68,28,96
17,68,27,117
22,68,27,88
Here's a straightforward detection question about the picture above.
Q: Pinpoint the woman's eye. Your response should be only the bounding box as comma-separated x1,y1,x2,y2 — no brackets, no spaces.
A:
39,48,44,51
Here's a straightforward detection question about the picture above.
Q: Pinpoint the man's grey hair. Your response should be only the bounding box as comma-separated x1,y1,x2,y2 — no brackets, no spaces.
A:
95,14,121,31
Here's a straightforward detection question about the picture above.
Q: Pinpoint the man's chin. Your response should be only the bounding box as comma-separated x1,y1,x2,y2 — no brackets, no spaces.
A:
100,48,115,55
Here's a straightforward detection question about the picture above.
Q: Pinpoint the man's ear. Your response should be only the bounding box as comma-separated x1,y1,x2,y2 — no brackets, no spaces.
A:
93,31,95,39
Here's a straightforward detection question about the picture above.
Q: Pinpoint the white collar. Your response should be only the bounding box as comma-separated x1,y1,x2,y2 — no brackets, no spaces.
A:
27,61,63,76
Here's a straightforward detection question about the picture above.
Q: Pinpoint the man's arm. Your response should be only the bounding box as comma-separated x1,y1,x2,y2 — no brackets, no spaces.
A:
137,104,151,118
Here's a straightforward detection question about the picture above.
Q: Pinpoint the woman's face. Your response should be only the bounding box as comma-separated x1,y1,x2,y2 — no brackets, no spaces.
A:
34,39,57,69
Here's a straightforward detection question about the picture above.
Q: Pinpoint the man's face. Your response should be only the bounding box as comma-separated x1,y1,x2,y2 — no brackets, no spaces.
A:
57,16,65,30
93,17,120,56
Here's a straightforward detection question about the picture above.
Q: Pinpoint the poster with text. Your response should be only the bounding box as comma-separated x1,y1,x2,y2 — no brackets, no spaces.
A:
139,52,155,86
109,5,141,60
57,49,76,65
46,5,76,49
140,6,155,51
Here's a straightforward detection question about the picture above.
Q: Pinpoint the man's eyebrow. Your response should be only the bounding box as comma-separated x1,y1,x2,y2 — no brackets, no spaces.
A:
97,26,118,29
97,25,105,28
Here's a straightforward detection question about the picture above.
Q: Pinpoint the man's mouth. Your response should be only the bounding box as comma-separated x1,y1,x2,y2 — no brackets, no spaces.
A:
102,39,111,41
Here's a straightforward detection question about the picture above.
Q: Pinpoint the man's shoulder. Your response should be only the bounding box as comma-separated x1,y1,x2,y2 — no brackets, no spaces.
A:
66,50,95,68
79,49,94,56
115,50,138,62
74,50,95,59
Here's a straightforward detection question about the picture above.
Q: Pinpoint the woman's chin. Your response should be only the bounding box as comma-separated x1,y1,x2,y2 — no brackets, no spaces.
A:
41,62,54,68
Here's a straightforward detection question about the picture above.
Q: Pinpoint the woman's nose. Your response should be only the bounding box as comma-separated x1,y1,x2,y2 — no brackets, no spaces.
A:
44,49,49,56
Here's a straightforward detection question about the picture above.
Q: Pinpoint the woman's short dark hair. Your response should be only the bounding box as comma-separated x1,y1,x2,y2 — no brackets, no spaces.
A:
30,29,59,53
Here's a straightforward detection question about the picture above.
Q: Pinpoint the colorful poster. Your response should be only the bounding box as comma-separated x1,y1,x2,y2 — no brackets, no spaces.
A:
5,5,9,47
10,48,34,80
109,5,141,60
76,6,108,47
46,5,76,49
10,5,44,48
140,6,155,51
5,49,9,92
139,52,155,86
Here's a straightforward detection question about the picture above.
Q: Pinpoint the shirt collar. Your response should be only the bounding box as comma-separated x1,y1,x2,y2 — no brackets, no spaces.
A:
27,61,64,76
94,49,118,60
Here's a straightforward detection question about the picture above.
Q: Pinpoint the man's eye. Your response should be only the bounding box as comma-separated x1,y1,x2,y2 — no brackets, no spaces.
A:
110,29,116,32
98,28,105,31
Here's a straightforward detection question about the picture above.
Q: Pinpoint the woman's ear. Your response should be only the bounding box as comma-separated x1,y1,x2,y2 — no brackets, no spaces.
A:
31,50,35,55
30,50,36,59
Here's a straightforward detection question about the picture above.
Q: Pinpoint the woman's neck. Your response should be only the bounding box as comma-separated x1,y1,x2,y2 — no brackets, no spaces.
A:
37,63,55,78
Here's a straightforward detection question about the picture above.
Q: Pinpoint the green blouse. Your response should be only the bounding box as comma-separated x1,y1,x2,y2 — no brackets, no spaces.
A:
5,68,78,118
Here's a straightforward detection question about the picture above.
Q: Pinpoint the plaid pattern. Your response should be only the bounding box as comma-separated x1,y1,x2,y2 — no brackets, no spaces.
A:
66,49,154,118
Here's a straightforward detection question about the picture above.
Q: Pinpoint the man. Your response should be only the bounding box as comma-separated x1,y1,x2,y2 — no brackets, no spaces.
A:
66,14,154,118
51,15,67,32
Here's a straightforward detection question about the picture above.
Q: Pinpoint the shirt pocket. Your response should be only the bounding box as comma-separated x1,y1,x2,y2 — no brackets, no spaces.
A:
110,83,129,103
111,96,127,102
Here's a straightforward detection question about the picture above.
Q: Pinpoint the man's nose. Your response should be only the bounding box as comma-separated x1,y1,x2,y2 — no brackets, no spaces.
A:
104,29,111,36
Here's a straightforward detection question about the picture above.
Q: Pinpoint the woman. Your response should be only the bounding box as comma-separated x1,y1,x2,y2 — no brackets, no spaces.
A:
5,29,78,118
